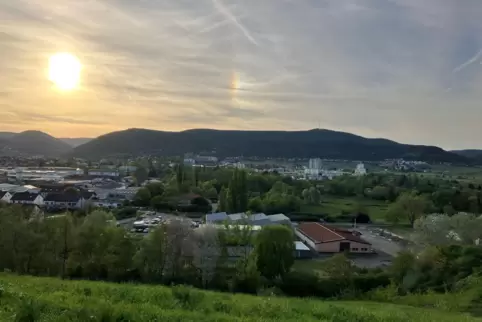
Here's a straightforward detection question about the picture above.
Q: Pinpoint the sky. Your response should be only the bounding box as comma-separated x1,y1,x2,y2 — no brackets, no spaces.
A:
1,0,482,149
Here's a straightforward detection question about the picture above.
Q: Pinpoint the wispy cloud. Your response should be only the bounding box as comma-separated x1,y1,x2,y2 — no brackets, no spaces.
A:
1,0,482,149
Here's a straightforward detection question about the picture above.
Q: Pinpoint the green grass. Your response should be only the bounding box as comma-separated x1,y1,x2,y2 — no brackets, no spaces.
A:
301,196,391,223
0,273,480,321
292,260,327,276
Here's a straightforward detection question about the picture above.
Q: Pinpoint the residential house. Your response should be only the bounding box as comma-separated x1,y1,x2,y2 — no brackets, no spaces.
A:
10,192,44,206
0,191,12,203
295,222,372,253
44,193,85,210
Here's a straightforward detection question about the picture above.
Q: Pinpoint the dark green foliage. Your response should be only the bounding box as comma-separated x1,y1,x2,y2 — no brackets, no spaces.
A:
70,128,467,163
15,298,40,322
113,207,137,220
254,225,294,280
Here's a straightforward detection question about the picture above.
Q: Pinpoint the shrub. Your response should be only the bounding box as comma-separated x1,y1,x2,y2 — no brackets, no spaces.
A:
15,298,40,322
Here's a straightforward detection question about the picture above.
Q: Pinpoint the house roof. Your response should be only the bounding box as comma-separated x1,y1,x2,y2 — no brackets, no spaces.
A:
268,213,290,222
296,223,371,245
0,191,7,199
44,193,81,203
206,212,228,222
11,192,40,202
295,241,310,251
228,213,249,222
250,213,268,221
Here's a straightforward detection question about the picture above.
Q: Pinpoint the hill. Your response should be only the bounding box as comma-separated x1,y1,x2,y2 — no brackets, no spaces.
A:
2,131,73,157
452,150,482,162
72,128,468,163
0,273,478,322
60,137,92,147
0,132,16,139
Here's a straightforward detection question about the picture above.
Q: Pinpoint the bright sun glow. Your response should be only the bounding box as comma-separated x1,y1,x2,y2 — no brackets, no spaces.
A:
48,53,82,90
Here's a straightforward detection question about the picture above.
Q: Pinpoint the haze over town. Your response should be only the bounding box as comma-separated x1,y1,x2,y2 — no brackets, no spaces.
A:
2,0,482,149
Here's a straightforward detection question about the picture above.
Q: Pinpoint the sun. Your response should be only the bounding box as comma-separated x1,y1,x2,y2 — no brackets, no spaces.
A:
48,53,82,90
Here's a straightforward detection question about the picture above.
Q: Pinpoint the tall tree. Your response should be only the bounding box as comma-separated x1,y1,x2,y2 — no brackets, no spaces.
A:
134,166,149,186
227,169,239,213
218,187,227,212
238,170,248,212
386,191,431,227
254,225,294,280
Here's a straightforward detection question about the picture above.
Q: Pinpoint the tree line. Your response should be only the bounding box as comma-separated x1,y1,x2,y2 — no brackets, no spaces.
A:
2,203,482,302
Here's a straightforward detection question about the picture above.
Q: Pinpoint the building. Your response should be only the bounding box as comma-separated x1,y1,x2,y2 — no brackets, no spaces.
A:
354,163,367,176
93,199,122,209
88,169,120,178
295,222,372,253
295,241,313,259
267,213,292,226
205,212,229,224
0,191,12,203
10,192,44,206
44,193,85,210
308,158,323,170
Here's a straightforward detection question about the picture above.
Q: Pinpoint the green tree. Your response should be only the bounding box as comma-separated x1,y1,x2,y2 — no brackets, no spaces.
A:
321,253,355,279
150,195,166,211
238,170,248,212
134,166,149,185
218,187,227,212
247,197,263,213
145,182,164,197
134,187,151,207
254,225,294,280
386,191,431,227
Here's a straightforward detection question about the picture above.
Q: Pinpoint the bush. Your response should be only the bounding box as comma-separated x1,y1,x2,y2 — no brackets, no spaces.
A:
15,298,40,322
114,207,137,220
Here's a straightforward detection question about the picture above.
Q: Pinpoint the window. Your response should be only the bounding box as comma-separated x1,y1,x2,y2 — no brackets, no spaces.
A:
352,248,358,251
361,248,368,251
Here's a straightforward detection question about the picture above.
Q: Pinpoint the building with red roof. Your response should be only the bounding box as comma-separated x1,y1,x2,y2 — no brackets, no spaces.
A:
295,222,372,253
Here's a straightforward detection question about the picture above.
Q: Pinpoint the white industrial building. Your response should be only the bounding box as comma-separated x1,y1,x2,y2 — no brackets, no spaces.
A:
354,163,367,176
205,212,292,226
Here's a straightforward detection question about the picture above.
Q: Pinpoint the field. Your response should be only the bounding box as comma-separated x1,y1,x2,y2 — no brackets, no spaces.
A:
301,196,391,222
0,273,479,321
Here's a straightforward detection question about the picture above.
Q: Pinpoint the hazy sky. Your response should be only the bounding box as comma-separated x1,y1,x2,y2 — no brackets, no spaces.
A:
1,0,482,149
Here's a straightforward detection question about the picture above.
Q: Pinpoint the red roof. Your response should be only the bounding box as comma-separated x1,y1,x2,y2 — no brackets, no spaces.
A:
297,223,371,245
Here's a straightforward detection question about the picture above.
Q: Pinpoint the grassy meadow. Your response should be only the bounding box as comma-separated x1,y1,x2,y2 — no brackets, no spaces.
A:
0,273,480,322
301,196,390,222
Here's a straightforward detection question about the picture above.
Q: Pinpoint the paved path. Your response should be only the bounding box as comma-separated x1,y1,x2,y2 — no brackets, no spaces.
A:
357,226,404,257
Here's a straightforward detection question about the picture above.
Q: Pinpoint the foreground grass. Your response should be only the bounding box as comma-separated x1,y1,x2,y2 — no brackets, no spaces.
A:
0,274,480,321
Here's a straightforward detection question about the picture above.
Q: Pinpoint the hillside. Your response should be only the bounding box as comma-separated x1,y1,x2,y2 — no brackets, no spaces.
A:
0,132,16,139
72,128,468,163
2,131,73,157
59,137,92,147
452,150,482,163
0,274,478,322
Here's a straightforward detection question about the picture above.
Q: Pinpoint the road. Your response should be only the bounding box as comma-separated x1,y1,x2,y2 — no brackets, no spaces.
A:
356,226,404,257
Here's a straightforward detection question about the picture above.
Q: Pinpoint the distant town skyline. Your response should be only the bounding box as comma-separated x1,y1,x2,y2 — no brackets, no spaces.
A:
1,0,482,150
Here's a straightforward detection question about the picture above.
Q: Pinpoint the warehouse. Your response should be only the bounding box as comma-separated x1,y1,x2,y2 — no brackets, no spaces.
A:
295,222,372,253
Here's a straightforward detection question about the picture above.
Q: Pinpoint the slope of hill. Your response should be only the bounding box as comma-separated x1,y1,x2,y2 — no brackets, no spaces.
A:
452,150,482,161
5,131,73,156
0,132,16,139
72,128,468,163
0,273,477,322
60,137,92,147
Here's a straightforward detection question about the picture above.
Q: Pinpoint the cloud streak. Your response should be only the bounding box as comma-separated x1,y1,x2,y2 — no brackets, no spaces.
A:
0,0,482,149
